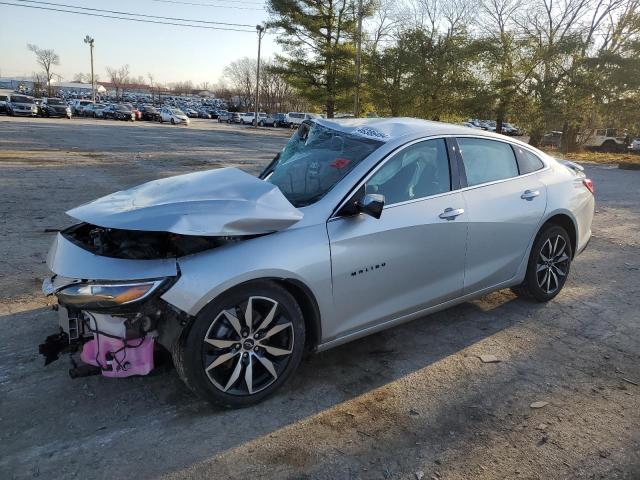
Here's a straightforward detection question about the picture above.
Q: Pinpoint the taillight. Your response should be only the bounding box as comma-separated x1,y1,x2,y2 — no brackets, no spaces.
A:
583,178,594,194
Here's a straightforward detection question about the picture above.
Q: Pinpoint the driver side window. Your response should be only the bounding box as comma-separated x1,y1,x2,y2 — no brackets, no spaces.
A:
366,139,451,205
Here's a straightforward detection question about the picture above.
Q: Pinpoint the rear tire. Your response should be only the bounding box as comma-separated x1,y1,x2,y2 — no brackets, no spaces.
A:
173,281,305,408
512,224,572,302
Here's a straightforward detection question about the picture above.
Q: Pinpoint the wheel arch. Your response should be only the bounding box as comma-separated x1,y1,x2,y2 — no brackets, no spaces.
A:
182,276,322,352
539,212,578,258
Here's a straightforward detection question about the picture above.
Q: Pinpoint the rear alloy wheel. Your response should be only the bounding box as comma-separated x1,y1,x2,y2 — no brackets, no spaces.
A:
174,281,305,408
513,225,572,302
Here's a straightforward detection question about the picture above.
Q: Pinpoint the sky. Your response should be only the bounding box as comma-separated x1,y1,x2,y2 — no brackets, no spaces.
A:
0,0,277,85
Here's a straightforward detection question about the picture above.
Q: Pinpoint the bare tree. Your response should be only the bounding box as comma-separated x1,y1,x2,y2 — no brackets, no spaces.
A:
72,72,88,83
224,57,257,109
147,73,156,104
198,81,211,91
31,72,47,97
27,43,60,96
106,65,130,100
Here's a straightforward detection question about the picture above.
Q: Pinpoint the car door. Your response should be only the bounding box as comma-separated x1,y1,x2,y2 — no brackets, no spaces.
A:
455,137,547,293
326,138,467,340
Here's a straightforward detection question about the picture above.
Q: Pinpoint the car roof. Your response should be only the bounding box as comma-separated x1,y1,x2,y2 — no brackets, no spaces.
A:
312,117,522,144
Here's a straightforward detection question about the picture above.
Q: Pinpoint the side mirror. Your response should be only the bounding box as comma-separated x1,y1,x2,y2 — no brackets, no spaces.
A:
356,194,385,219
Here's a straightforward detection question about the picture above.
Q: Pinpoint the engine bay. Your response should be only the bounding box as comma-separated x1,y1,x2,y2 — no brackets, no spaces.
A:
62,222,246,260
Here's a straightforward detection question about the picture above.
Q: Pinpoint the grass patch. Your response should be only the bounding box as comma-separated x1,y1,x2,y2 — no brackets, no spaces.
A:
540,148,640,165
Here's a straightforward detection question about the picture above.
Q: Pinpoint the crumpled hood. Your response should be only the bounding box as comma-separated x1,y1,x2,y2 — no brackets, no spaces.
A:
66,167,304,236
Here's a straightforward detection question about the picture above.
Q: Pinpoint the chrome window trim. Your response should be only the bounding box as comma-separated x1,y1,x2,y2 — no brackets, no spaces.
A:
330,134,550,221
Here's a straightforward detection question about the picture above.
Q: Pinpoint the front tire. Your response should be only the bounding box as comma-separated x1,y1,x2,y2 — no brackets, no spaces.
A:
173,281,305,408
513,224,572,302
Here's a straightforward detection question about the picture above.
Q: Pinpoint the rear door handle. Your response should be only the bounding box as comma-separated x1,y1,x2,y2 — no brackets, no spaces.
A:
439,207,465,220
521,189,540,201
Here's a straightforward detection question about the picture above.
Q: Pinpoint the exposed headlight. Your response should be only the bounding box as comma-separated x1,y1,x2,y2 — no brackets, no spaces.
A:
57,280,165,309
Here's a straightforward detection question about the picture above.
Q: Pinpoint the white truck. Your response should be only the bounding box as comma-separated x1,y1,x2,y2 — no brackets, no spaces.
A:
581,128,627,152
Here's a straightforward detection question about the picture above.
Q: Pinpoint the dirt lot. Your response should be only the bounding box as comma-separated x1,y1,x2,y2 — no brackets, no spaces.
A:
0,116,638,480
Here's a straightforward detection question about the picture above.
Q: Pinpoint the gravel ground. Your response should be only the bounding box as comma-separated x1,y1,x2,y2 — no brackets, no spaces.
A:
0,116,638,480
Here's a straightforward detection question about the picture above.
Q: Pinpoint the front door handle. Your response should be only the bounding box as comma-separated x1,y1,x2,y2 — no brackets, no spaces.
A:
521,189,540,200
439,207,465,220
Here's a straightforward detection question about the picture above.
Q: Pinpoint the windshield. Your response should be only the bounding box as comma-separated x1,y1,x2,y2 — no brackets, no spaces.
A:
115,105,129,112
12,95,34,104
265,122,383,207
80,101,92,105
171,109,184,115
47,99,64,105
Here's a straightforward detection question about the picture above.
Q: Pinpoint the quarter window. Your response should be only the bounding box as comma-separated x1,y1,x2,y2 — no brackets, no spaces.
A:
458,138,518,186
515,148,545,174
366,139,451,205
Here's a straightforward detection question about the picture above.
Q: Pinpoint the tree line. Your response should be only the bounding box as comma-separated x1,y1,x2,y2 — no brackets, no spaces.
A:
267,0,640,150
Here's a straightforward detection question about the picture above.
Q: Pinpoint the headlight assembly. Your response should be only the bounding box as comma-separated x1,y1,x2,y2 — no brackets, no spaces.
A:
56,280,165,309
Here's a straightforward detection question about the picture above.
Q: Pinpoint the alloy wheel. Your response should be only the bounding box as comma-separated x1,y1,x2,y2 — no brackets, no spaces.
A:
202,296,294,396
536,234,570,294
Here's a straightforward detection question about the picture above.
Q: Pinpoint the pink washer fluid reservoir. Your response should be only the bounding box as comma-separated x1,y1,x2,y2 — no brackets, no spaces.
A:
81,334,155,378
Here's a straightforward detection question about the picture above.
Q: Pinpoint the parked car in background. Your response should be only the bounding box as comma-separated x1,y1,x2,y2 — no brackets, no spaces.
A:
41,118,595,407
461,122,482,129
83,103,107,118
630,138,640,152
121,103,141,121
582,128,627,152
541,131,563,148
240,112,266,125
139,105,160,121
197,109,211,119
229,112,242,124
71,99,93,116
102,104,135,121
0,94,8,114
286,112,320,128
38,98,72,118
217,111,232,123
502,123,521,136
260,113,287,127
185,108,199,118
6,94,38,116
159,107,189,125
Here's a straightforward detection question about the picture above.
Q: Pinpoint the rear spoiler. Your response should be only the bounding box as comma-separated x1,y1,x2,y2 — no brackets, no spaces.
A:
560,160,584,173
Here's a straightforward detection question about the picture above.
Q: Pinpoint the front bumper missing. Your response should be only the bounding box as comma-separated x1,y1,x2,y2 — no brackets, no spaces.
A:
39,303,157,378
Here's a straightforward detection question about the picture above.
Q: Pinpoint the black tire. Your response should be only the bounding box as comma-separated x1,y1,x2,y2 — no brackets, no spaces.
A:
512,224,572,302
171,118,175,125
600,139,620,153
173,280,305,408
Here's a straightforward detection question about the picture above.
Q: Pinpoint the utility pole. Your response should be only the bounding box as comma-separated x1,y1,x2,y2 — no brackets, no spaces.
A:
83,35,95,103
354,0,363,117
254,24,265,128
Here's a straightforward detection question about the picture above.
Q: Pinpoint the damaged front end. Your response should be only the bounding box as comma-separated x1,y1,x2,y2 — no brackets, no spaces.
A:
41,276,181,378
40,167,303,380
40,225,241,379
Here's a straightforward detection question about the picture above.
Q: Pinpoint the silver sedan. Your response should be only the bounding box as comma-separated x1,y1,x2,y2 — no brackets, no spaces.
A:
42,118,595,407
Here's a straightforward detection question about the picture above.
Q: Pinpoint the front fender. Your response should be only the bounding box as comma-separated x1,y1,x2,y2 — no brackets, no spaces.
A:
160,224,333,325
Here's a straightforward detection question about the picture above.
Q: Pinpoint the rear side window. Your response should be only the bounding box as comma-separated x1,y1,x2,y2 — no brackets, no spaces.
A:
515,148,545,174
458,138,518,186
